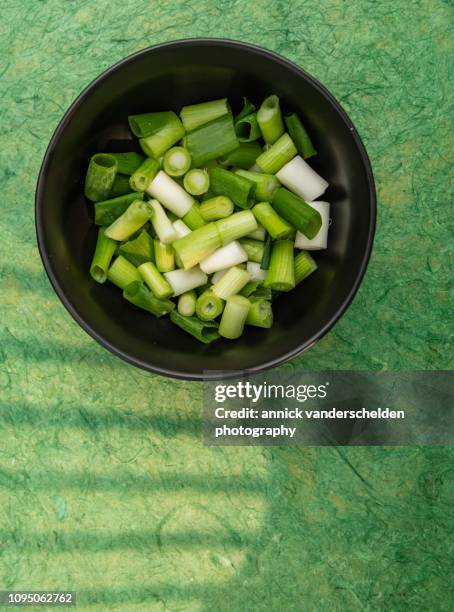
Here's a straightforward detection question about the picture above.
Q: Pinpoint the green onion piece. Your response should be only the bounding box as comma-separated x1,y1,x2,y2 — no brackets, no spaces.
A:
146,171,194,217
154,239,175,272
84,153,118,202
219,142,261,168
172,223,221,270
138,113,185,158
95,192,143,225
276,156,328,202
107,152,145,175
170,311,220,344
182,203,207,230
183,113,238,166
271,188,322,239
128,111,183,138
178,290,197,317
200,241,248,274
294,251,318,285
285,113,317,159
107,255,141,290
246,262,267,282
234,169,280,202
149,199,178,244
138,261,173,299
180,98,229,132
295,201,330,250
172,219,191,238
252,285,272,300
252,201,293,239
109,174,133,197
256,133,297,174
119,229,154,267
245,297,273,328
164,266,207,297
123,281,175,317
183,169,210,196
216,210,258,245
210,167,256,209
219,295,250,339
199,196,234,221
239,280,261,297
129,158,160,192
90,227,117,283
260,235,272,270
257,95,285,144
247,225,266,241
163,146,192,177
212,266,251,300
105,199,153,241
264,240,295,291
239,238,265,263
234,113,261,143
196,289,225,321
235,97,256,122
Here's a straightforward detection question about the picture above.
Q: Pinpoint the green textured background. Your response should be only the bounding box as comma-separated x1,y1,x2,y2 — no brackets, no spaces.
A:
1,0,453,610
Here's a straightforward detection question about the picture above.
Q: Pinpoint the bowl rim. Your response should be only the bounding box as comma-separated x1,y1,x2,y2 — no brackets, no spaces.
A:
35,37,377,381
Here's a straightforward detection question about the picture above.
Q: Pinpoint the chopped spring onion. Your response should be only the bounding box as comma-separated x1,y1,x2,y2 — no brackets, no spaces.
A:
109,174,133,198
264,240,295,292
210,167,256,209
239,238,265,263
163,146,191,177
84,153,118,202
164,266,208,297
154,240,175,272
108,152,145,175
178,290,197,316
235,97,256,122
219,142,261,169
257,95,284,144
219,295,251,339
123,281,175,317
261,235,272,270
240,281,261,297
247,225,266,241
252,202,293,240
146,170,194,217
105,199,153,241
211,268,229,285
199,196,234,221
138,261,173,299
245,297,273,328
256,133,297,174
234,169,280,201
285,113,317,159
129,157,160,192
183,203,207,230
294,201,330,249
294,251,318,285
129,112,184,157
90,227,117,283
252,285,272,300
94,192,144,226
234,113,261,142
271,188,322,239
276,156,328,202
170,311,220,343
183,113,238,167
119,229,154,267
212,265,251,300
216,210,258,245
107,255,141,290
180,98,229,132
196,289,225,321
246,261,267,282
199,241,248,274
172,219,192,238
148,199,178,244
172,222,222,270
183,169,210,196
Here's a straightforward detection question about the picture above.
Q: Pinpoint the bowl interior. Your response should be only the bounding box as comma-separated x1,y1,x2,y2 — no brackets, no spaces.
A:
36,40,374,378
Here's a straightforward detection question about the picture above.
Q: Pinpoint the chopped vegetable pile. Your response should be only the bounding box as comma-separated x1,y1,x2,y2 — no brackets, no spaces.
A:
85,95,330,343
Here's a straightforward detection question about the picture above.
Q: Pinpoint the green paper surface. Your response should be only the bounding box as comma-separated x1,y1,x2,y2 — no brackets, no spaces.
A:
0,0,452,609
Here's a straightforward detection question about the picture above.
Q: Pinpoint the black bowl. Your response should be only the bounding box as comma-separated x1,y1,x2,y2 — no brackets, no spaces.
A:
35,39,376,380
